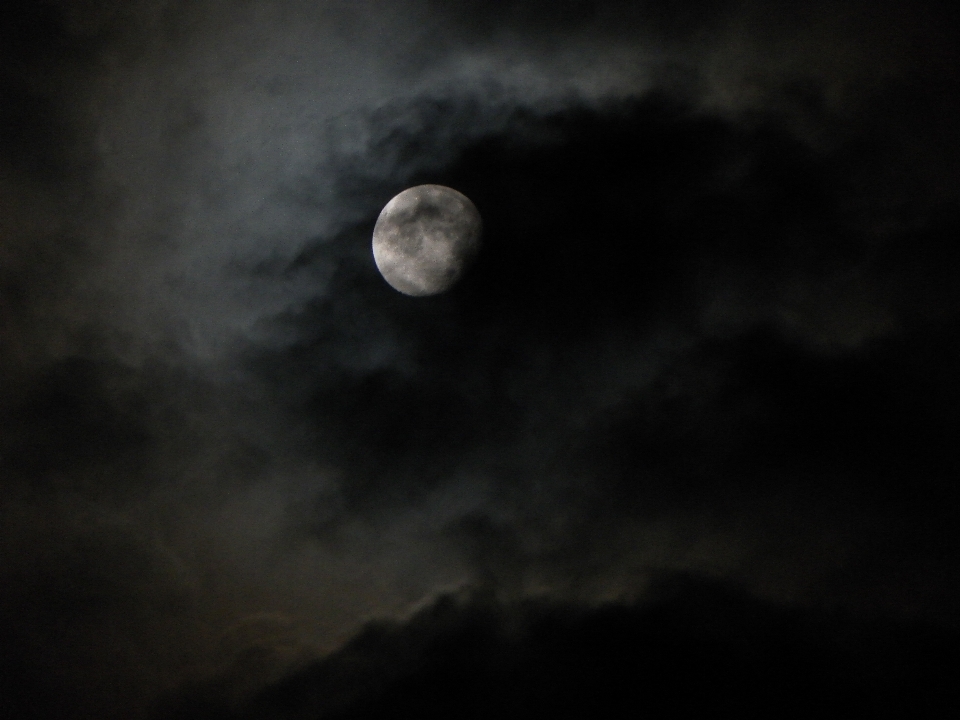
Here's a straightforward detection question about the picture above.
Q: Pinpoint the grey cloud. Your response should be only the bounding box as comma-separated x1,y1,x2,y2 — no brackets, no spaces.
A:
3,0,930,375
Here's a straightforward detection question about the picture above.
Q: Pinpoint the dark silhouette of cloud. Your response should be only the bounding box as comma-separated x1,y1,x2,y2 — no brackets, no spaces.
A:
163,575,960,719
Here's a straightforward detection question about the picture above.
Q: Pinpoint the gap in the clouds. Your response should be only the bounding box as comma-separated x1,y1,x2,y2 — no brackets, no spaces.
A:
415,91,855,340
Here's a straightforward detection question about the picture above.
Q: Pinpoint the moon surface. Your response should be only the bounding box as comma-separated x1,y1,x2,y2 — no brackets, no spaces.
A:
372,185,482,296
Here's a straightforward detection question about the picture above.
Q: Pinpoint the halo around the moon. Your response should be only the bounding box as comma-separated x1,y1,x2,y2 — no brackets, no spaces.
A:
372,184,482,296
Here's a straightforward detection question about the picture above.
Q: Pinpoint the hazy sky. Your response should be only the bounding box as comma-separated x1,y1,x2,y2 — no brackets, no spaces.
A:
2,1,959,718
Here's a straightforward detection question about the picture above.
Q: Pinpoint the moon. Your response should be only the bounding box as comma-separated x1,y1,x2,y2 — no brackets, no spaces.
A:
372,184,482,296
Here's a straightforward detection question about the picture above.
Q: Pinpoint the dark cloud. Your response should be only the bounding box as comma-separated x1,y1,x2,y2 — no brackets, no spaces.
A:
164,576,960,719
2,0,959,717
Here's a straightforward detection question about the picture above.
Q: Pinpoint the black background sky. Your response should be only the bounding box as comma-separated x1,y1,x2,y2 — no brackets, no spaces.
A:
2,1,959,718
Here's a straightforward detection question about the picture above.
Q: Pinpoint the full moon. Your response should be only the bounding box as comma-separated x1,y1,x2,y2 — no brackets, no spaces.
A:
372,184,483,296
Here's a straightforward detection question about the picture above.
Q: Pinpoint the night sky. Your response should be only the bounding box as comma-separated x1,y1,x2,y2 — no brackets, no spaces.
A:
2,1,959,718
